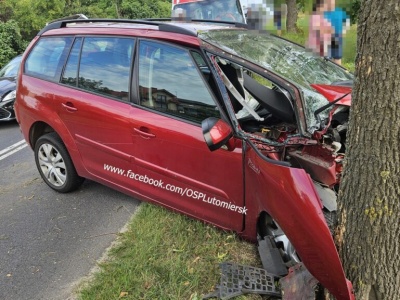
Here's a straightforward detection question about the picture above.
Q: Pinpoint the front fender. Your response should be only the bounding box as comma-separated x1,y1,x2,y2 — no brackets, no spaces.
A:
244,145,354,300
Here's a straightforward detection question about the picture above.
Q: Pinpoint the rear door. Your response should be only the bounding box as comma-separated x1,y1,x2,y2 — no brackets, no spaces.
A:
56,36,140,188
130,40,245,230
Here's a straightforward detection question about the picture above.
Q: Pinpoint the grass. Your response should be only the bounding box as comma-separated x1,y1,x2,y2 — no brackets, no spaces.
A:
77,203,263,300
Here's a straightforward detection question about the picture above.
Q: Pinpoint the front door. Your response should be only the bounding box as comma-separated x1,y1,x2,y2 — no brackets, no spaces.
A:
130,39,245,230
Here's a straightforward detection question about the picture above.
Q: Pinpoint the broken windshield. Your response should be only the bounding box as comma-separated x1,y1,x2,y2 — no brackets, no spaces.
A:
199,30,353,133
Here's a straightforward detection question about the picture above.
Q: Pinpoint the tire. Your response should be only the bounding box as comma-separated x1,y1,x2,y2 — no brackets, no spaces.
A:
34,132,84,193
259,215,325,300
259,214,301,265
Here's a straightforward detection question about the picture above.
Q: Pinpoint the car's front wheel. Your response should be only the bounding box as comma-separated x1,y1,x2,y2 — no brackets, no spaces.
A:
34,132,84,193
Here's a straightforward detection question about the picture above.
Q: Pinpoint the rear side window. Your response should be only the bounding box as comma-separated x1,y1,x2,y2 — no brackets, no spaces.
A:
25,37,73,81
76,37,135,101
61,38,83,86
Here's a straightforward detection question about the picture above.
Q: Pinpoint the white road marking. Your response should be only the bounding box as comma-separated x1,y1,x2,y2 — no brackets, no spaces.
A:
0,140,28,161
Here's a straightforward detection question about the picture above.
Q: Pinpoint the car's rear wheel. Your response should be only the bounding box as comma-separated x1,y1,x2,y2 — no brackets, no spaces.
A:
34,132,84,193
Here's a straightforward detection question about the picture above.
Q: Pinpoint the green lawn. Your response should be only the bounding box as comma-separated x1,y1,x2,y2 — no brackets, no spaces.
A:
77,204,263,300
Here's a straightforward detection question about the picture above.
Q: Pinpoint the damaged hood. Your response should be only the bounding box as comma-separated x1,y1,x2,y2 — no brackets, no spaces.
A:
311,84,352,106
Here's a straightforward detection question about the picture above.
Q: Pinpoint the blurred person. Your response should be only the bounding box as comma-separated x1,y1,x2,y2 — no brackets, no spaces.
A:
306,0,332,57
247,3,269,31
216,0,242,22
324,0,350,65
273,0,285,36
172,7,188,21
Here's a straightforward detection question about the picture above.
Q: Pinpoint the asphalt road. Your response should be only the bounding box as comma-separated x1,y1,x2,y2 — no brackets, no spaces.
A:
0,121,140,300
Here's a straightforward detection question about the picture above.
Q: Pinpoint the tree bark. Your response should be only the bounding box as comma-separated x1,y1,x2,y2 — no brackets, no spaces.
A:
285,0,297,32
336,1,400,299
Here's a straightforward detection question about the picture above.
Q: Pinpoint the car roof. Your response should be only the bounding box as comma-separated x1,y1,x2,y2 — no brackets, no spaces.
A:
38,18,246,38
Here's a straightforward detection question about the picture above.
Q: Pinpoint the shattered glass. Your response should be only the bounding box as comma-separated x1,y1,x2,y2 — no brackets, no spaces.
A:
199,30,353,133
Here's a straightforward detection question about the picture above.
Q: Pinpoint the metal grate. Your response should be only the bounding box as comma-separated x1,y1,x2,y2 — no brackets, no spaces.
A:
203,262,281,300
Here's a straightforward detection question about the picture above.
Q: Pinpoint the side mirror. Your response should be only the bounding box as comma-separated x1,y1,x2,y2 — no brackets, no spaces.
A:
201,117,233,151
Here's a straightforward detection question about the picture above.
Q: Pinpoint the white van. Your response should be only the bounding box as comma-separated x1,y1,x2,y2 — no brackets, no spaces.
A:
172,0,246,22
171,0,274,25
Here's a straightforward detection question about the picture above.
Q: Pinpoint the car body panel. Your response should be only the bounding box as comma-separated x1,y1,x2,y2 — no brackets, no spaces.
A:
0,55,22,121
311,84,352,106
0,78,15,92
129,107,245,231
244,143,354,300
53,84,142,190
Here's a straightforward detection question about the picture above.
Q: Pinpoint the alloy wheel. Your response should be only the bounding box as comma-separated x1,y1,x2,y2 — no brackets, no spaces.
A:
37,143,67,187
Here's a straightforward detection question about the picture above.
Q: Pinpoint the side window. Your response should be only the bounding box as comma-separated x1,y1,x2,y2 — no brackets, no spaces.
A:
61,38,82,86
138,40,220,123
25,37,73,81
78,37,135,101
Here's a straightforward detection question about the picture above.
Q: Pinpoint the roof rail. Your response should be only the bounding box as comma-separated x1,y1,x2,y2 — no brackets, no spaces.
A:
143,18,248,29
37,18,199,37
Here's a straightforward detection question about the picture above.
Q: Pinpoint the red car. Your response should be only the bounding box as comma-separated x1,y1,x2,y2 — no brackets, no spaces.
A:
15,18,354,299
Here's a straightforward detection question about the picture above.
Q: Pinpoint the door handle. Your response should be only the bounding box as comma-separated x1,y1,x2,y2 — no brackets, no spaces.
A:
134,127,156,139
62,102,78,112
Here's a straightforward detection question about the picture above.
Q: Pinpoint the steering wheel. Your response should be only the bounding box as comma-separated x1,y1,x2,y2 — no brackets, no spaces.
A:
216,13,237,22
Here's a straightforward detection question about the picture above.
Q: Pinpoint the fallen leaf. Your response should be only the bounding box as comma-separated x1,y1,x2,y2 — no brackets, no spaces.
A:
217,252,228,260
226,235,234,241
144,281,152,289
119,291,129,298
192,256,200,263
190,292,199,300
0,234,9,240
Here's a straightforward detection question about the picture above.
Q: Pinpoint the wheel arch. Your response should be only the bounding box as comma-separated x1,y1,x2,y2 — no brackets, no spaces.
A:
29,121,55,148
28,120,87,178
256,210,270,238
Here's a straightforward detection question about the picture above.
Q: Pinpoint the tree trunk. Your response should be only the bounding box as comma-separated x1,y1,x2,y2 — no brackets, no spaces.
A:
285,0,297,32
115,0,121,18
336,1,400,299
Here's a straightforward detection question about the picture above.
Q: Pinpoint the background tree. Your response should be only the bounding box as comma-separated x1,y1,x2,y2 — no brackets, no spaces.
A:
285,0,298,32
336,0,400,299
0,20,24,68
120,0,170,19
337,0,360,23
0,0,13,22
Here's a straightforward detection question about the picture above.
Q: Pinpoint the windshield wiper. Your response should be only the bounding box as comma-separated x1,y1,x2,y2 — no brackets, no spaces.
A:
331,80,353,87
314,91,351,125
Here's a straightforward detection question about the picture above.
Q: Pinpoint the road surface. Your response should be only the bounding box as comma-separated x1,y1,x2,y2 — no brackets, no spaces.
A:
0,121,140,300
